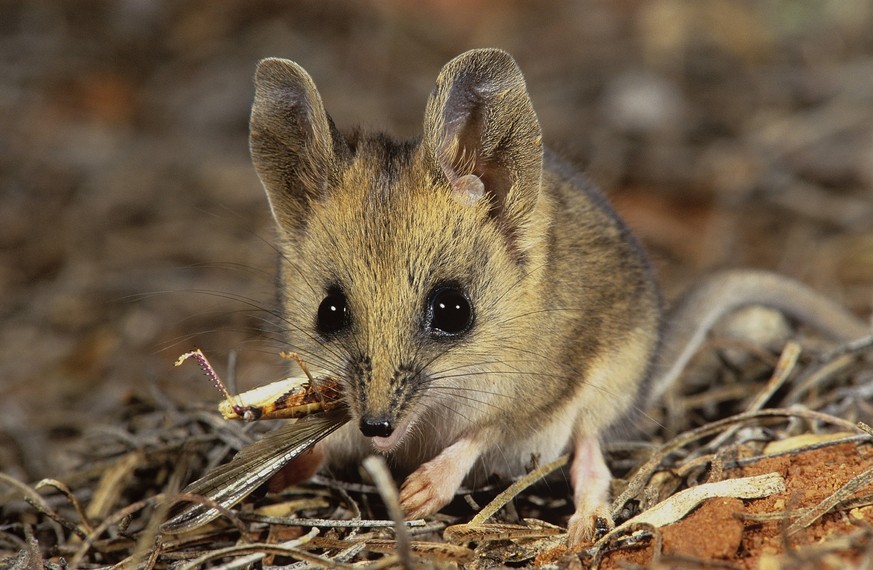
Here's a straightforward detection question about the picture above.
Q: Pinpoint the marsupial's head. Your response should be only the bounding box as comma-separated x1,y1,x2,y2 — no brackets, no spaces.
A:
250,49,550,452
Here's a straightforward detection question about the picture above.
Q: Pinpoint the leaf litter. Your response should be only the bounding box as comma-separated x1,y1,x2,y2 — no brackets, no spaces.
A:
1,333,872,569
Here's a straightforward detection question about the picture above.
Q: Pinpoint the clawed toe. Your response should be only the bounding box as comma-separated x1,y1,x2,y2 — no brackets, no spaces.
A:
567,505,614,546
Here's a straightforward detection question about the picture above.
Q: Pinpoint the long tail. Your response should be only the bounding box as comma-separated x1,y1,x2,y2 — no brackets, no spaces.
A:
648,269,870,405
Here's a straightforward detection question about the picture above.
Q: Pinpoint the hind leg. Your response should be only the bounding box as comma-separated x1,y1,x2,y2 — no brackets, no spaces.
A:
567,435,614,546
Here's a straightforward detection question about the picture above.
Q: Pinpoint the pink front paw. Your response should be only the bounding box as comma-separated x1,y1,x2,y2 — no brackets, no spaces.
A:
397,437,481,519
399,462,456,519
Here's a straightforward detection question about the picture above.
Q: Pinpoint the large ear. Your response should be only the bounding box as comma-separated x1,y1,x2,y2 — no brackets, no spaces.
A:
250,58,346,231
423,49,543,228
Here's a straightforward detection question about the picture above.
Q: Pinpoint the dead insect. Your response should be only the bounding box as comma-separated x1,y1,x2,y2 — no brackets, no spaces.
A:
162,410,348,533
162,349,350,533
175,349,344,421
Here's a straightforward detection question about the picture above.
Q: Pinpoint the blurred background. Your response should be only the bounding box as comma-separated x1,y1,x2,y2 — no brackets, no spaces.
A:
2,0,872,479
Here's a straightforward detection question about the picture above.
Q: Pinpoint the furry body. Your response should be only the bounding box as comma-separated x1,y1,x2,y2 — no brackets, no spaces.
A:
248,49,867,544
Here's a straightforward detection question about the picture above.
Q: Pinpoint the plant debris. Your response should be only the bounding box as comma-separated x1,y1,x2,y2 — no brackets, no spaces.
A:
2,334,873,568
3,3,873,569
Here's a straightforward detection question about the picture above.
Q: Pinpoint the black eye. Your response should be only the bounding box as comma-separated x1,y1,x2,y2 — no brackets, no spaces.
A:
428,287,473,337
317,290,349,335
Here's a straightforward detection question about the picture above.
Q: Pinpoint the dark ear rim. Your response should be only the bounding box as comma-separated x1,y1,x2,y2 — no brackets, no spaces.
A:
250,57,347,232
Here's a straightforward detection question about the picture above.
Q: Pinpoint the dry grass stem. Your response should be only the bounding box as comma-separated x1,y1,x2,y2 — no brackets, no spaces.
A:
362,455,413,569
787,463,873,535
469,454,569,526
5,301,871,568
704,341,802,451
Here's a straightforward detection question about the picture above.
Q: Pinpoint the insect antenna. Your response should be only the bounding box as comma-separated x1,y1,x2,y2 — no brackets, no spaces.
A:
176,349,251,420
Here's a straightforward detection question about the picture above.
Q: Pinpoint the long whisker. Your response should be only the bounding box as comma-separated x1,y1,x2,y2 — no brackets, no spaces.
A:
421,387,512,410
138,285,351,381
205,201,322,300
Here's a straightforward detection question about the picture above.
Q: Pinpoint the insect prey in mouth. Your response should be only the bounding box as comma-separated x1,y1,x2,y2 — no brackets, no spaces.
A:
174,348,345,421
163,349,350,533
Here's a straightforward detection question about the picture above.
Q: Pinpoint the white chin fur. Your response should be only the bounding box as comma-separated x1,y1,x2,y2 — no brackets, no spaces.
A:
370,415,412,453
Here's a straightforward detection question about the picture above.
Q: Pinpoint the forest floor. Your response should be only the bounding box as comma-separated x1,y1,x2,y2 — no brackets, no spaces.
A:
2,2,873,568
